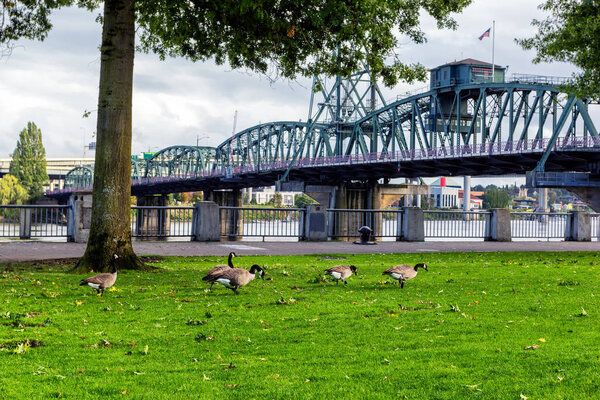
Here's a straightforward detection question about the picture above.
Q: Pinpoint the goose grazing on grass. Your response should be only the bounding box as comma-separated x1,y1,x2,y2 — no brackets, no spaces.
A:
80,254,119,296
324,265,357,285
382,263,428,289
203,252,237,290
202,264,264,295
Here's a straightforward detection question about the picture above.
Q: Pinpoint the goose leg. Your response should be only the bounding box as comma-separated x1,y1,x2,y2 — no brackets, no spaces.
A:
344,280,348,285
400,281,405,289
336,280,339,285
210,282,214,290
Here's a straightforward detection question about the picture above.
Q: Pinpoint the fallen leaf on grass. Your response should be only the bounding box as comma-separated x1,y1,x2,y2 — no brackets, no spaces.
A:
226,384,239,388
520,394,528,400
524,345,539,350
538,338,546,343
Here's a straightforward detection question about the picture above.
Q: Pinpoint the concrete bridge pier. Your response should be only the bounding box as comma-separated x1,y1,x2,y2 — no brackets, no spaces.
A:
527,171,600,212
206,189,243,240
135,194,170,239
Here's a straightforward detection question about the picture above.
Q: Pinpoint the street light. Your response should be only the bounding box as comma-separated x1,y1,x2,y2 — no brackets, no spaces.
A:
196,135,209,147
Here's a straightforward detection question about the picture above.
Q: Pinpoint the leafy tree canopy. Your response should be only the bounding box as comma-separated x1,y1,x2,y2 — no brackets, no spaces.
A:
2,0,471,85
0,174,28,205
9,122,49,200
482,188,510,209
517,0,600,101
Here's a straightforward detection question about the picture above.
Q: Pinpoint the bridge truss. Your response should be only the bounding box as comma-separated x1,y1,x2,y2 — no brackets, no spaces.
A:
58,75,599,196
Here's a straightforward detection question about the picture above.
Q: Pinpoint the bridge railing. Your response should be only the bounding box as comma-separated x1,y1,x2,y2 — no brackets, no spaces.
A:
510,212,571,240
327,209,403,240
424,210,491,239
0,205,71,239
130,206,195,238
219,207,305,240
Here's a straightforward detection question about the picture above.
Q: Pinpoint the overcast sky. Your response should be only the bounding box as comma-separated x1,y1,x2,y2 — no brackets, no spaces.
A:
0,0,579,182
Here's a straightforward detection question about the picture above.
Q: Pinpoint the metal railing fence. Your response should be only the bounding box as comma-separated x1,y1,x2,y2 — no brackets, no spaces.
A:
219,207,305,239
131,206,194,238
510,212,571,239
327,209,403,239
424,210,491,239
0,205,70,238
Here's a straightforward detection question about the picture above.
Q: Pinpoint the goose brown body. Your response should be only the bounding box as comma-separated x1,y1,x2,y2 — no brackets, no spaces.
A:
382,263,428,288
203,252,236,290
324,265,357,285
80,254,118,295
203,264,264,295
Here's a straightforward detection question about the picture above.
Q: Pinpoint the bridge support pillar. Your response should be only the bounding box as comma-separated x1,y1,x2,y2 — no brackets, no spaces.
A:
193,201,221,241
69,191,93,243
569,211,591,241
135,195,170,240
538,188,548,212
210,189,243,240
490,208,511,242
463,176,471,211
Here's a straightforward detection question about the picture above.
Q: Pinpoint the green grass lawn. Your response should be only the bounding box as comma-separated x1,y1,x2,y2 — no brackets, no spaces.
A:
1,251,599,399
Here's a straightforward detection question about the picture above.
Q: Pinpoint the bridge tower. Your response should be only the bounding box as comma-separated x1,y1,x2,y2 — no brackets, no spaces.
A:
306,61,388,157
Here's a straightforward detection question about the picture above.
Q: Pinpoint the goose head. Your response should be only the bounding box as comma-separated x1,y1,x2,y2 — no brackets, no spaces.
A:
415,263,428,272
249,264,265,280
349,265,358,275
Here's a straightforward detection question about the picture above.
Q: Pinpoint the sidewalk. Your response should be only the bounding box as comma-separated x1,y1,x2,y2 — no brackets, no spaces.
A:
0,240,598,263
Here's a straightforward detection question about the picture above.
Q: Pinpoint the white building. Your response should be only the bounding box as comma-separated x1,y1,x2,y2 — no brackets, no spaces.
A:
247,187,301,206
428,177,461,209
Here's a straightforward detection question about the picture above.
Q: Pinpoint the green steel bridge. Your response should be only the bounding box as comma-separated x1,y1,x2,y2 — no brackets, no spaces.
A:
50,60,600,202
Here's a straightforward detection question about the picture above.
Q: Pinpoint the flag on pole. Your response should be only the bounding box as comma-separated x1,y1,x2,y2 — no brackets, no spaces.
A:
479,28,491,40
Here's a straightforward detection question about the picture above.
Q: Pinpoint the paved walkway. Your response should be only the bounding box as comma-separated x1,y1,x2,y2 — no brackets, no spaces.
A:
0,240,598,263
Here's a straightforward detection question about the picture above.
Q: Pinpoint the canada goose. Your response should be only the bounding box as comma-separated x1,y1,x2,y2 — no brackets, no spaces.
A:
202,264,264,295
382,263,428,288
203,252,237,290
324,265,357,285
80,254,119,295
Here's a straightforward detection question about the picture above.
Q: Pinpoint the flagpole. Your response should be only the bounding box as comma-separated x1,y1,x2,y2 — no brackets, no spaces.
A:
492,20,496,82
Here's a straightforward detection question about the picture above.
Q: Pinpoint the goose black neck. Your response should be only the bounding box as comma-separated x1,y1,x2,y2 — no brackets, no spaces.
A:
228,253,235,268
249,265,260,274
111,257,118,273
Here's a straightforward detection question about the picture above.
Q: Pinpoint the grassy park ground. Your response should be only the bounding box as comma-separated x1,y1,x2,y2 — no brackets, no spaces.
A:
1,251,599,399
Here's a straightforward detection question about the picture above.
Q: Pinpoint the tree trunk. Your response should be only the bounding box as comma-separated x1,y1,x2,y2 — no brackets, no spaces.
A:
73,0,148,273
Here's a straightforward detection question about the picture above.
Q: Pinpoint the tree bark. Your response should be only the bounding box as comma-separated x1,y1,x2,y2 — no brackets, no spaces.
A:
73,0,148,273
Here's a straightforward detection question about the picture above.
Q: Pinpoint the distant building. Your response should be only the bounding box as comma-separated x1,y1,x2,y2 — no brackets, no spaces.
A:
428,177,461,208
458,190,483,209
250,187,300,206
